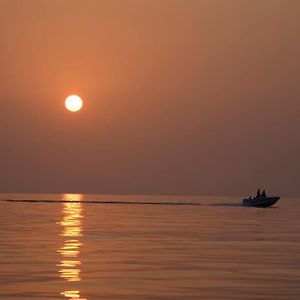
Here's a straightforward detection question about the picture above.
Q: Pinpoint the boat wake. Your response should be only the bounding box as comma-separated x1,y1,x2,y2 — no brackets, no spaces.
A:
211,202,242,207
0,198,244,207
0,199,203,206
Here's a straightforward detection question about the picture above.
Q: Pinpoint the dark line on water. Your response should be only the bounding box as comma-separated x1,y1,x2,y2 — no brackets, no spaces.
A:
0,199,202,206
212,203,242,207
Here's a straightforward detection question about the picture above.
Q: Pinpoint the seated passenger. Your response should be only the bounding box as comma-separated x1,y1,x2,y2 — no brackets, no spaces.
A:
262,190,266,197
256,189,261,198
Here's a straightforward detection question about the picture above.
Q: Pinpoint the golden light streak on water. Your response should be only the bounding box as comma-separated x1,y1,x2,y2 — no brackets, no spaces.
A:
59,260,82,267
58,240,82,257
57,194,86,299
61,290,87,300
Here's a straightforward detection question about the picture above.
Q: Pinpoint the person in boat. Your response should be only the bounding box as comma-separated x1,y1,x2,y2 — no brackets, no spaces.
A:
256,189,261,198
262,190,266,197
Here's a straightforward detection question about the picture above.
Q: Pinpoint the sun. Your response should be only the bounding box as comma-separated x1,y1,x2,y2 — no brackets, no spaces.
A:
65,95,83,112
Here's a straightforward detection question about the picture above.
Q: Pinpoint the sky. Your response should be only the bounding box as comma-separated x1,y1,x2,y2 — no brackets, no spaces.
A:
0,0,299,196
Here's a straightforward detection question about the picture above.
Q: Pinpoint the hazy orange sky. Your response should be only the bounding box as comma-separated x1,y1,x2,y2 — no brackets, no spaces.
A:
0,0,299,196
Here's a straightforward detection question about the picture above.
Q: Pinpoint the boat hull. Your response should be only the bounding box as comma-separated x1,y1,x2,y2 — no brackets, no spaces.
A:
242,197,280,208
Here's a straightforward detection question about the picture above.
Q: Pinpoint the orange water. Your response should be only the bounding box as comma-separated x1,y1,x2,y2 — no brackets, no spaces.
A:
0,194,299,299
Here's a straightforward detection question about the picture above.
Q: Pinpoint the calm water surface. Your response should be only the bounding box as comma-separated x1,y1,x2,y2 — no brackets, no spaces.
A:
0,194,299,299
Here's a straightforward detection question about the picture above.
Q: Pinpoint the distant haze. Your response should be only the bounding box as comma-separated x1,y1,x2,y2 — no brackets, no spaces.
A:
0,0,299,196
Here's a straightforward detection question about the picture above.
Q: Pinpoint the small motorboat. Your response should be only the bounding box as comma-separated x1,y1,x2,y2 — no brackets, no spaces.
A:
242,196,280,208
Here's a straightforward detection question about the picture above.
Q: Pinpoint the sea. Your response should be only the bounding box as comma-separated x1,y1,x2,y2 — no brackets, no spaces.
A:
0,193,299,300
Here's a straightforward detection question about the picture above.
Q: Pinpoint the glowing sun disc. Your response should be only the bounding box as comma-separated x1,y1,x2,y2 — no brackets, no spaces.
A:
65,95,83,112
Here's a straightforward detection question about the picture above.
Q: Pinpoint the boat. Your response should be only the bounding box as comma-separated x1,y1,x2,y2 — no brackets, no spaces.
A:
242,196,280,208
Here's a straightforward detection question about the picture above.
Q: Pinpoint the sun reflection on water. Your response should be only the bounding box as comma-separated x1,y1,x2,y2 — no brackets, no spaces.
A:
57,194,87,300
61,290,85,299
